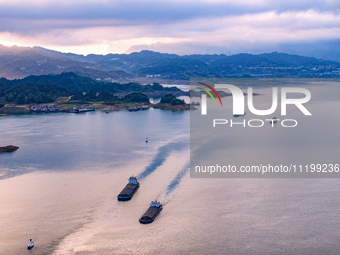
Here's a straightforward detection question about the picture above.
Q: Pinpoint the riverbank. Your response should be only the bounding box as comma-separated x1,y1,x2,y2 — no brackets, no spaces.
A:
153,103,195,111
0,101,194,114
0,106,30,115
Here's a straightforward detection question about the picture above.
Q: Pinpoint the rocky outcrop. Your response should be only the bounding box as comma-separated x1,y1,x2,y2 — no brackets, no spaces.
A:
0,145,19,153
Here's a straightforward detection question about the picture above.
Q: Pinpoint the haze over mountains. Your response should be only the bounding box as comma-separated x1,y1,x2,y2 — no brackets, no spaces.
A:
1,44,340,80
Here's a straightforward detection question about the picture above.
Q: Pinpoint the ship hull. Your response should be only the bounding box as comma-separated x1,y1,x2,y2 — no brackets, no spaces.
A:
139,206,162,224
117,184,139,201
117,196,132,201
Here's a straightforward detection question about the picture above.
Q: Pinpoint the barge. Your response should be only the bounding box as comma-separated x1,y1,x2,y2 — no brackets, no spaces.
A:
117,176,140,201
139,200,162,224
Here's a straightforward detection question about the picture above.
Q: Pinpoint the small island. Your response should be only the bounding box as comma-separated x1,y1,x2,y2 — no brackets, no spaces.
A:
153,94,195,111
0,145,19,153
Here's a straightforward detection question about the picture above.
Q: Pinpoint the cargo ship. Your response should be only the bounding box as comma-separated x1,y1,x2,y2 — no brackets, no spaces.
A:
117,176,140,201
139,201,162,224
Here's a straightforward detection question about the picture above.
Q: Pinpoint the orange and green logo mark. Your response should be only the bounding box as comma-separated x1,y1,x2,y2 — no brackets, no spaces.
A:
198,82,222,106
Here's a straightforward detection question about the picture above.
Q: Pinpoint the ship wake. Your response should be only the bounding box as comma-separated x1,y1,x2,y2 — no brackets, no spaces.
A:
158,160,190,206
137,137,189,181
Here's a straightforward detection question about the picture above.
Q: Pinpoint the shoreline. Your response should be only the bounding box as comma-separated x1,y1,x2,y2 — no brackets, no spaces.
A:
0,89,193,114
1,101,195,114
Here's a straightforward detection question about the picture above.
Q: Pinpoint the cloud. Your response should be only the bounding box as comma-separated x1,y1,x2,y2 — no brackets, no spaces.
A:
0,0,340,21
1,0,340,56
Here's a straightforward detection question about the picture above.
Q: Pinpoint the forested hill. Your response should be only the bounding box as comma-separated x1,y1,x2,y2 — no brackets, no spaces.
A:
0,72,180,105
0,81,70,105
7,72,180,93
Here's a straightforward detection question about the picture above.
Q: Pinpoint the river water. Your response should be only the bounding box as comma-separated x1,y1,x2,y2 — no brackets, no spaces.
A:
1,81,340,254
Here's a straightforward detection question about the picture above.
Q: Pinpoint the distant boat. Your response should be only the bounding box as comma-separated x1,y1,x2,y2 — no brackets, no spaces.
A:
27,239,34,250
67,106,95,113
233,112,246,117
270,117,278,124
128,106,140,112
139,201,163,224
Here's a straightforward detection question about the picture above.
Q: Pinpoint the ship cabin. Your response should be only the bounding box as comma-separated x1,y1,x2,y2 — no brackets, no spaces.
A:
128,176,138,184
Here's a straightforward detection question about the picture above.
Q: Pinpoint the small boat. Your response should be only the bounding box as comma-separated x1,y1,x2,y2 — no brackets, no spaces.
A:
233,112,246,117
270,117,278,124
139,201,163,224
106,111,109,114
117,176,140,201
27,239,34,250
128,106,140,112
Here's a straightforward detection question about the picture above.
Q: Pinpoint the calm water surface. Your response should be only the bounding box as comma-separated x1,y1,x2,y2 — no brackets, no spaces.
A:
0,83,340,254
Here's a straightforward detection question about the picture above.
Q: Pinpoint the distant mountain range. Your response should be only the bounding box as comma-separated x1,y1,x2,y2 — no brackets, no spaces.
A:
1,44,340,80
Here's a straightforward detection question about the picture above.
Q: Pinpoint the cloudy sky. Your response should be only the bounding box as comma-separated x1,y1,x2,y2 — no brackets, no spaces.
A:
1,0,340,58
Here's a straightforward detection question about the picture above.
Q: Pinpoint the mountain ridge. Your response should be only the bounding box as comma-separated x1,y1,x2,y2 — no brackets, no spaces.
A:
1,45,340,80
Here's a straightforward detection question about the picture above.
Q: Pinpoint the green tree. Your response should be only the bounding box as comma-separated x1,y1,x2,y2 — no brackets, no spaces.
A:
85,89,97,100
171,98,184,105
122,92,149,103
16,93,26,104
98,91,115,102
73,91,84,100
160,94,184,105
5,93,14,102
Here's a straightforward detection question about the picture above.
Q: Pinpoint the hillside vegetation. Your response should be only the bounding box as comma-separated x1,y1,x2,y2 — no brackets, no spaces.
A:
0,73,180,105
